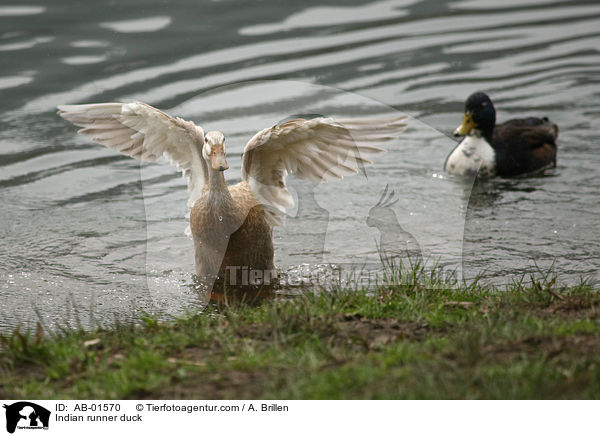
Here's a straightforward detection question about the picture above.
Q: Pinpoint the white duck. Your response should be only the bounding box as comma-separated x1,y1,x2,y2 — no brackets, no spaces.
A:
57,102,407,284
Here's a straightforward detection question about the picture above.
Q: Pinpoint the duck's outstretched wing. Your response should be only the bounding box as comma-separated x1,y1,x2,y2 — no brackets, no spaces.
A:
57,102,208,208
241,115,408,225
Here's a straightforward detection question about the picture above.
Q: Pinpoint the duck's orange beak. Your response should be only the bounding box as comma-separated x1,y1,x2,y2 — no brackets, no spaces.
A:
210,149,229,171
453,112,475,137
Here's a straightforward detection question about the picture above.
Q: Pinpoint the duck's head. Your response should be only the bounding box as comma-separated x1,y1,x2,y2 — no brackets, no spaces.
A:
453,92,496,137
203,131,229,171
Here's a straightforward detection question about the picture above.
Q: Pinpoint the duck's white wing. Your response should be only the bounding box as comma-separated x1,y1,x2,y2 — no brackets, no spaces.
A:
242,115,407,225
57,102,208,208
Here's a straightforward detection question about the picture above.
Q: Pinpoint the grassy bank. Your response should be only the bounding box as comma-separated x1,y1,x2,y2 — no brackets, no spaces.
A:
1,268,599,399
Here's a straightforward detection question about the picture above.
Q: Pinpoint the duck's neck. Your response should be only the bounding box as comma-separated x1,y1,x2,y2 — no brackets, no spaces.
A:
472,127,494,144
207,169,231,204
482,126,494,144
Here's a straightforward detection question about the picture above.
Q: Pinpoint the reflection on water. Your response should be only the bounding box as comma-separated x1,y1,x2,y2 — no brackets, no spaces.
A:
100,17,172,33
0,6,46,16
0,0,599,331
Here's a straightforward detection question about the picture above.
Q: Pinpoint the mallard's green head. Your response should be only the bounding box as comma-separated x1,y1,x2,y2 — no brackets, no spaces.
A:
453,92,496,138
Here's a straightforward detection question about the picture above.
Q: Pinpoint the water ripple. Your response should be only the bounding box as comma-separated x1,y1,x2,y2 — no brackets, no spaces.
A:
100,16,172,33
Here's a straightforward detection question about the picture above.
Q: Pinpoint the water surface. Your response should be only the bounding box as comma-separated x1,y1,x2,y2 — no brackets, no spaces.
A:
1,0,599,331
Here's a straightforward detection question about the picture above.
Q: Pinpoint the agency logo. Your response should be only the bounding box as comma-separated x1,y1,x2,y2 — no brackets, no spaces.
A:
3,402,50,434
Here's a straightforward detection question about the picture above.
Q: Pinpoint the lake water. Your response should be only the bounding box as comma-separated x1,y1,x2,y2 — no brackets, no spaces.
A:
1,0,599,331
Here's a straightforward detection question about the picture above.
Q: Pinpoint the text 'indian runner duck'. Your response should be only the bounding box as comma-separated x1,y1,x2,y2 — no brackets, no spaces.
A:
444,92,558,178
58,102,407,286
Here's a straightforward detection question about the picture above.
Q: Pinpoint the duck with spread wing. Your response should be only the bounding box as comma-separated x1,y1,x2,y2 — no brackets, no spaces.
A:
58,102,406,283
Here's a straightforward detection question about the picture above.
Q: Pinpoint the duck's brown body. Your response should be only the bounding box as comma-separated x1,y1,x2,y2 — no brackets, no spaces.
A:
190,180,275,283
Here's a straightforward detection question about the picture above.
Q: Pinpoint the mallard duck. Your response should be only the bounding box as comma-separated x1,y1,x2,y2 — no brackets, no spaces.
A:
58,102,407,284
444,92,558,177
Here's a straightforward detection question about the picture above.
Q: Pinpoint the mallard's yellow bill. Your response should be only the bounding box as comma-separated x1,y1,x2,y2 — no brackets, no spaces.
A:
453,113,475,136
